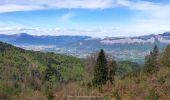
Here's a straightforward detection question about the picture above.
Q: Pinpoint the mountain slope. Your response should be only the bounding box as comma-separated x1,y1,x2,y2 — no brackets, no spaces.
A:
112,67,170,99
53,44,170,100
0,41,85,99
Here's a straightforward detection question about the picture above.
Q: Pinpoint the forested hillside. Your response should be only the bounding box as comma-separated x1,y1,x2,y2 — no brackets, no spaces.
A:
0,41,170,100
0,42,85,99
55,45,170,100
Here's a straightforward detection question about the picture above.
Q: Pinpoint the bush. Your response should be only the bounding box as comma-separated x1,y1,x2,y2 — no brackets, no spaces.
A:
47,92,55,100
87,82,92,89
104,96,112,100
147,89,159,100
112,91,121,100
158,76,166,85
0,83,21,96
135,78,140,84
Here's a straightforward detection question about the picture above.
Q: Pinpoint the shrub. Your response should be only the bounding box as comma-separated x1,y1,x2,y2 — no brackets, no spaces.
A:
47,92,55,100
158,76,166,85
147,89,159,100
87,82,92,89
112,91,121,100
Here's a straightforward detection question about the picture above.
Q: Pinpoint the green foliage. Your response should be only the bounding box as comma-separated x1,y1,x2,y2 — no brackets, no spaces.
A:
0,42,85,98
116,61,141,79
93,49,108,86
0,81,21,96
161,44,170,67
147,89,159,100
158,76,166,85
47,92,55,100
2,41,170,99
104,96,112,100
144,45,159,75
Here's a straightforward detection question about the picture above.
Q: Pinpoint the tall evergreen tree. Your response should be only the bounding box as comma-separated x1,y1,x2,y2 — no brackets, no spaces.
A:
144,45,159,74
153,45,159,61
93,49,108,86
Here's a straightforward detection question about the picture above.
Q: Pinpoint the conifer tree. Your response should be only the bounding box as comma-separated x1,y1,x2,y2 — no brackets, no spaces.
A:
93,49,108,86
153,45,159,62
144,45,159,74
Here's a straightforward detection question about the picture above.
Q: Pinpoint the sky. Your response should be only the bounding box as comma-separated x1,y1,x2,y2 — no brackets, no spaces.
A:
0,0,170,37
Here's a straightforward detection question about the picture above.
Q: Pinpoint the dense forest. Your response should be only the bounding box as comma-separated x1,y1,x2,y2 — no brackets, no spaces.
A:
0,42,85,99
0,41,170,100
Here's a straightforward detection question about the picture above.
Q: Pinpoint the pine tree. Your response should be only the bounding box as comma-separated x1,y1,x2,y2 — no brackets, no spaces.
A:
153,45,159,62
144,45,159,74
93,49,108,86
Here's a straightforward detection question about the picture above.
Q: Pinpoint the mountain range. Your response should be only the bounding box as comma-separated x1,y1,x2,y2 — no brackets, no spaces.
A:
1,32,170,63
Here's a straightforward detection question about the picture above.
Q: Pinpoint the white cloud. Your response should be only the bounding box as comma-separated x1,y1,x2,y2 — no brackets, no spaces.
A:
49,0,113,9
116,0,170,19
0,0,113,13
0,4,45,13
115,0,130,6
1,0,170,21
1,0,170,20
0,24,170,37
59,12,75,22
0,0,170,14
112,0,170,36
115,0,163,11
0,0,170,37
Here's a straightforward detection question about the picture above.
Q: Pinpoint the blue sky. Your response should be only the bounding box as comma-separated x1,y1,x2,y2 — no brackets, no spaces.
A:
0,0,170,37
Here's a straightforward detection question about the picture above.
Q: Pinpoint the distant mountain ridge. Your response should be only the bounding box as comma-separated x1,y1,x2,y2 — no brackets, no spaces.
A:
0,32,170,63
101,32,170,44
1,32,170,45
0,33,90,45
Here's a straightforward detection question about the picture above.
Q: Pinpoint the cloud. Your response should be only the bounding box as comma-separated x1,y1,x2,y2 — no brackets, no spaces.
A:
115,0,163,11
115,0,170,18
59,12,75,22
48,0,113,9
1,0,170,20
0,4,45,13
113,0,170,36
0,0,170,22
0,23,170,37
0,0,113,13
0,0,170,37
